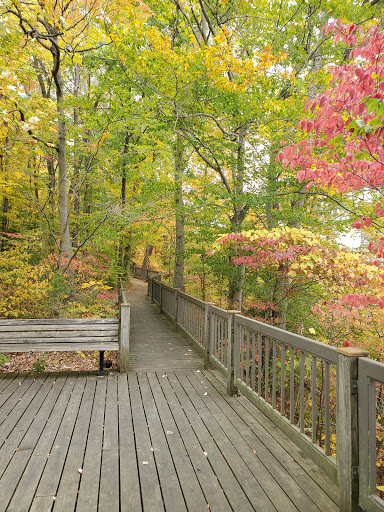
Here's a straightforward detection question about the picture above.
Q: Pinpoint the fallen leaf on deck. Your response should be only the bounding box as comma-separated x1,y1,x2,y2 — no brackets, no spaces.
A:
78,469,83,474
142,461,149,465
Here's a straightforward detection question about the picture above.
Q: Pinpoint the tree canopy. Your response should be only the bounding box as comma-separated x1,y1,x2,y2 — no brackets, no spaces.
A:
1,0,384,360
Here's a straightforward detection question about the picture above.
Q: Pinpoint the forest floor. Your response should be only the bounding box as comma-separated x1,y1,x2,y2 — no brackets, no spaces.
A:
0,350,119,373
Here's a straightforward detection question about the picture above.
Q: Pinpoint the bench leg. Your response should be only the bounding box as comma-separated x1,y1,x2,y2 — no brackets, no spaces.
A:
98,351,105,377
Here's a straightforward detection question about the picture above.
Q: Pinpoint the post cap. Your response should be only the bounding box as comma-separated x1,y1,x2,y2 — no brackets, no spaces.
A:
337,347,369,357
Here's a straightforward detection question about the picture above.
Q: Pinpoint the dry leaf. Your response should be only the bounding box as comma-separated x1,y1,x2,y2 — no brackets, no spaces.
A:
166,430,174,435
142,461,149,465
78,469,83,474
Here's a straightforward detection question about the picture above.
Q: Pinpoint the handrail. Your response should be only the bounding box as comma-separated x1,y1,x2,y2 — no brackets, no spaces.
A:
147,276,383,512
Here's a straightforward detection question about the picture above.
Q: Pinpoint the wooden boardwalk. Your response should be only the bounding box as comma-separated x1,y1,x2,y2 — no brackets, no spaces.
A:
0,280,340,511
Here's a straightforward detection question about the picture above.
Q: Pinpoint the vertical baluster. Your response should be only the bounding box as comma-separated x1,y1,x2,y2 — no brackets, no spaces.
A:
239,326,244,380
225,318,229,366
312,356,317,444
238,325,242,379
210,313,215,357
258,334,262,396
272,340,277,409
265,337,270,403
325,361,330,456
251,331,256,391
218,316,222,363
300,351,305,434
290,346,295,424
281,343,285,416
245,329,250,386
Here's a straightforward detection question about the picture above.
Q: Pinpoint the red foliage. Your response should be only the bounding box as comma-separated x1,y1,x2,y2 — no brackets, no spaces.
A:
279,21,384,256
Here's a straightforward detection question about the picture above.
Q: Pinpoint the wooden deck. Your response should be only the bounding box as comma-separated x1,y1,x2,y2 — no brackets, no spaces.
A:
0,280,340,511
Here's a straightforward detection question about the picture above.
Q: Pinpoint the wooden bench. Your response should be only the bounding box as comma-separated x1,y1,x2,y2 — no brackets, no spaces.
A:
0,318,121,375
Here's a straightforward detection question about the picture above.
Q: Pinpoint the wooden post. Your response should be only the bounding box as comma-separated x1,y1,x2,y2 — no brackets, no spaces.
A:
159,282,163,314
337,346,369,512
227,310,241,396
204,303,215,370
150,278,154,303
119,302,131,373
174,289,180,330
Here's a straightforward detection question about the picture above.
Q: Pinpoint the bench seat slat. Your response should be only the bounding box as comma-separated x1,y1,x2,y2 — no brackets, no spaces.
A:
0,336,118,345
0,330,118,339
0,324,119,332
0,342,119,352
0,318,118,326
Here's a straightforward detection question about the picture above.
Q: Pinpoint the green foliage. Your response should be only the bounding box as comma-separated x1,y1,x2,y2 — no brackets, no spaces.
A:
32,354,47,374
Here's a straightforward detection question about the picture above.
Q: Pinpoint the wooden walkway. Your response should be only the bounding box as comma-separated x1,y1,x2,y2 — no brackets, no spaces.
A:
0,280,340,511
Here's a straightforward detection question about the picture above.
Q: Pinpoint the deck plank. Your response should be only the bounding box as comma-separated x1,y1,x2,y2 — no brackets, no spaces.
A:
166,371,263,512
185,369,321,512
148,371,232,512
0,374,63,512
35,373,86,498
76,376,107,512
98,373,120,512
52,374,96,512
116,374,142,511
128,372,164,512
138,372,188,512
0,375,50,476
5,374,71,512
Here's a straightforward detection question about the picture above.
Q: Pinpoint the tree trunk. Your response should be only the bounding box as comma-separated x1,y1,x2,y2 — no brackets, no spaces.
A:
118,131,130,277
52,42,72,260
228,125,248,308
142,246,154,274
1,141,9,251
173,134,185,290
70,64,81,247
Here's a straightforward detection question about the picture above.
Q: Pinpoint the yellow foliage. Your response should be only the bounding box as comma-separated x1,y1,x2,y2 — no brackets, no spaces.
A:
0,240,52,318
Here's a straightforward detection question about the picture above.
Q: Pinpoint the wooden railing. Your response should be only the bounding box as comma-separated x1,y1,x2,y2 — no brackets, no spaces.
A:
131,264,161,282
148,277,384,512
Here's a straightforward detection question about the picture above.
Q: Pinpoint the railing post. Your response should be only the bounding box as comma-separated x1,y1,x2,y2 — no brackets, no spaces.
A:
159,282,163,314
204,303,215,370
118,284,131,373
174,289,180,330
337,346,369,512
227,310,241,396
150,278,154,303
